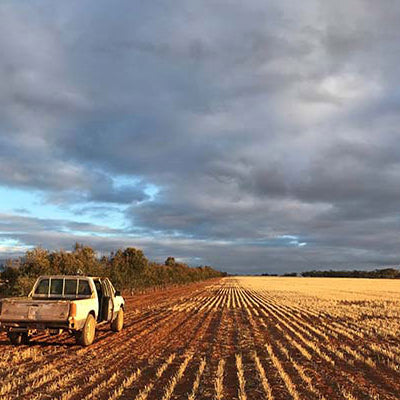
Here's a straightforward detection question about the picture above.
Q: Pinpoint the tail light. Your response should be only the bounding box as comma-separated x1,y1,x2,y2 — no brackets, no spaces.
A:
69,303,77,318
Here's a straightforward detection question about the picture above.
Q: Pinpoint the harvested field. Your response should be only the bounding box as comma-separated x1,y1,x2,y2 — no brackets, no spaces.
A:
1,276,400,399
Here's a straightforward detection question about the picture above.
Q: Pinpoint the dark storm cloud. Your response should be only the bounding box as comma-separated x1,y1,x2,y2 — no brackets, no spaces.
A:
0,0,399,272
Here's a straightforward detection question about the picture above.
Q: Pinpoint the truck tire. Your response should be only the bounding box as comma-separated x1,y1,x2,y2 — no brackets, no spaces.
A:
21,332,30,345
8,332,29,345
111,309,124,332
8,332,23,345
76,314,96,346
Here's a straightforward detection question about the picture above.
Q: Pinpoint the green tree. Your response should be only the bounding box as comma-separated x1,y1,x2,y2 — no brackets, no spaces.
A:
49,250,76,275
72,243,101,275
123,247,148,275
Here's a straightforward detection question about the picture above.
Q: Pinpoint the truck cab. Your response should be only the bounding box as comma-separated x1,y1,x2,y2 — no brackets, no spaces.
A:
0,275,125,346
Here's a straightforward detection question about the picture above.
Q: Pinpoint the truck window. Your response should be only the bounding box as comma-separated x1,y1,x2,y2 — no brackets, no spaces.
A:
65,279,78,295
50,279,64,295
78,280,91,296
35,279,49,295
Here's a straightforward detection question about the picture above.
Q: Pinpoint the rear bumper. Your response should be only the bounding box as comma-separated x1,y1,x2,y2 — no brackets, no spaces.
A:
0,318,81,332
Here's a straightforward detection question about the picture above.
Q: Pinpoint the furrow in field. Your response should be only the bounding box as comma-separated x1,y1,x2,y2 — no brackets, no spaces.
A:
192,305,235,399
160,353,194,400
187,357,207,400
253,289,400,396
252,351,273,400
226,288,282,399
234,288,317,400
244,286,399,399
244,294,359,399
130,353,176,400
58,303,213,399
66,285,217,400
139,287,228,399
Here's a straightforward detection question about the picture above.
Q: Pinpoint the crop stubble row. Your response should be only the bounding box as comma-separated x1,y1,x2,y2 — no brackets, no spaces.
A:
1,277,400,399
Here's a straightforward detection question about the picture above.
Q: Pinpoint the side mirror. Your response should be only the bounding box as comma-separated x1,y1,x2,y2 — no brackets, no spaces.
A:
115,290,121,297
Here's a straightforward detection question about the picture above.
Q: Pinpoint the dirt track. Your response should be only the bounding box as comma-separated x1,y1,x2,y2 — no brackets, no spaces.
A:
1,277,400,399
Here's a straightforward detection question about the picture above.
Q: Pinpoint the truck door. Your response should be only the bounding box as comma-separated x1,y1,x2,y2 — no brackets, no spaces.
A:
100,279,113,322
105,278,118,314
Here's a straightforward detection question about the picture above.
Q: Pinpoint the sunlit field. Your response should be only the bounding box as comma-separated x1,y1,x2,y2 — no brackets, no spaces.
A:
1,276,400,399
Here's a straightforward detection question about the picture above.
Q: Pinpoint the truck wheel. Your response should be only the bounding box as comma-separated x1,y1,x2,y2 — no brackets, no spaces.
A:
7,332,29,345
8,332,23,345
76,314,96,346
21,332,30,345
111,309,124,332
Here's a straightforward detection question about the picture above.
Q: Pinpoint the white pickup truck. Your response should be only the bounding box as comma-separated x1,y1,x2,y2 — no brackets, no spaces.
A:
0,275,125,346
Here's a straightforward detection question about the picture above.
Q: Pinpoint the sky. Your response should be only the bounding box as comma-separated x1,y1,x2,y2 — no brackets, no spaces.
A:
0,0,399,274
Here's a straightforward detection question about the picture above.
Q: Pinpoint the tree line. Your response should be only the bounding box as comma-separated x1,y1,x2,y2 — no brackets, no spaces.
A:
0,243,226,296
300,268,400,279
259,268,400,278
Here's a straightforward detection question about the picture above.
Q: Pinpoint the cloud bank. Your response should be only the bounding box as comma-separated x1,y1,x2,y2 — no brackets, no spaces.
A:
0,0,399,273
